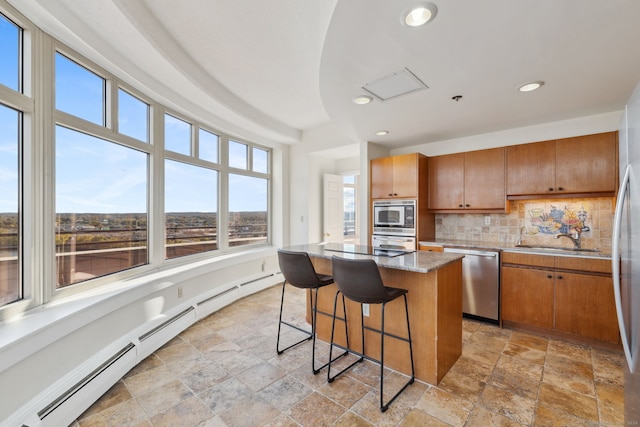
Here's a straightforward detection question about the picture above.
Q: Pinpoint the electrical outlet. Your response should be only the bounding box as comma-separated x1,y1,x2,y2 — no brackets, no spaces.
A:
362,303,370,317
177,287,183,298
484,216,491,226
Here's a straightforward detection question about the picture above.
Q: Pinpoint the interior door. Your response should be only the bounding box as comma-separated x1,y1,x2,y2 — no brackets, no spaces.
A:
323,173,344,243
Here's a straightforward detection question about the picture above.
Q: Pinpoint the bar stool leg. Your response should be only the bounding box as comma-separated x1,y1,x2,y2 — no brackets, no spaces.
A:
276,280,312,355
379,294,415,412
328,292,364,383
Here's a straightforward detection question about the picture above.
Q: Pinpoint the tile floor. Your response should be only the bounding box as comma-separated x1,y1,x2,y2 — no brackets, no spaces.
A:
72,284,625,426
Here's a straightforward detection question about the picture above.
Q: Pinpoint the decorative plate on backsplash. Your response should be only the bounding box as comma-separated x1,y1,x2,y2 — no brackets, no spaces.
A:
525,202,591,235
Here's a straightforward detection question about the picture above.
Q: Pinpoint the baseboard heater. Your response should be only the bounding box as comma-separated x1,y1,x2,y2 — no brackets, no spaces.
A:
239,273,276,287
36,342,135,421
197,286,238,307
138,306,194,342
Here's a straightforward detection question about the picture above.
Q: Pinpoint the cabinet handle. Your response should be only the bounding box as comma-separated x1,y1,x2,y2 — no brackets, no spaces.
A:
548,188,554,191
459,204,463,208
546,274,553,279
465,204,470,207
388,193,393,196
557,187,564,191
557,275,563,280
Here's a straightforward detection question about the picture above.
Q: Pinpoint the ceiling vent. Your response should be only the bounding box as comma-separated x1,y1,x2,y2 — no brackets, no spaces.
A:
362,68,428,101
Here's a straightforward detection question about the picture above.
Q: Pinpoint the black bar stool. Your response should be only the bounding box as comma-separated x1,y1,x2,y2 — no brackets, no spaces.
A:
276,249,348,374
327,255,415,412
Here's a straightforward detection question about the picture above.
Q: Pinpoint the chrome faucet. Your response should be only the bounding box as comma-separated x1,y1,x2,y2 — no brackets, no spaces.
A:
517,226,526,245
554,229,581,249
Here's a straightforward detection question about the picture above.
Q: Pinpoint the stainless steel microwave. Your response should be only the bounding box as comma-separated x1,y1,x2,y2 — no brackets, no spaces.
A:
372,199,416,236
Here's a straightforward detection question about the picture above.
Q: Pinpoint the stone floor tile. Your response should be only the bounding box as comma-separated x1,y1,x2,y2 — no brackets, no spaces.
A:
509,331,549,352
198,377,254,415
547,339,593,364
77,398,148,427
399,409,452,426
135,378,194,418
533,403,595,427
502,342,547,365
438,369,486,403
258,375,313,411
289,391,347,427
219,394,281,427
148,395,213,427
317,373,371,408
596,381,625,426
235,360,287,391
77,380,132,420
334,410,375,427
487,366,540,400
537,382,599,422
466,405,527,427
478,383,536,425
414,386,473,427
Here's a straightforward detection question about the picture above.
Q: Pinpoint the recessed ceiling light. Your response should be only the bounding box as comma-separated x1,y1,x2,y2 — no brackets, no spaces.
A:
375,130,389,136
352,95,373,105
403,3,438,27
518,81,545,92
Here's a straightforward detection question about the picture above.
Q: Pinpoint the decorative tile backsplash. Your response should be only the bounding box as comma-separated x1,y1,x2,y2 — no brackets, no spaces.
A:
435,198,614,251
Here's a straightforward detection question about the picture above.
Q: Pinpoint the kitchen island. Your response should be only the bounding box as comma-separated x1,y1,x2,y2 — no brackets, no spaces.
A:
284,243,463,385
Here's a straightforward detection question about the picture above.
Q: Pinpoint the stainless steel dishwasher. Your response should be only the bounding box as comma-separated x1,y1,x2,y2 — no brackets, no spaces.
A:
443,247,500,322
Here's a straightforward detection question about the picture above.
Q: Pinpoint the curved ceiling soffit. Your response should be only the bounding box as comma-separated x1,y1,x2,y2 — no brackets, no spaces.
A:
112,0,301,144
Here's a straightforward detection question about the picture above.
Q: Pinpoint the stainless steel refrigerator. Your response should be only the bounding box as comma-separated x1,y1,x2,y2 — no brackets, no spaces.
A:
613,81,640,425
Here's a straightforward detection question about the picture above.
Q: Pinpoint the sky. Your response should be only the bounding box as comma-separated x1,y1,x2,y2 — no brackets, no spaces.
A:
0,15,268,214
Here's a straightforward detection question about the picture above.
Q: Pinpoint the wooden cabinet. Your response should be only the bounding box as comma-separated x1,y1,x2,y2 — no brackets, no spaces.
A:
502,266,554,329
554,272,618,343
506,131,617,198
428,147,506,212
369,153,434,242
419,244,444,252
501,252,619,345
371,153,420,199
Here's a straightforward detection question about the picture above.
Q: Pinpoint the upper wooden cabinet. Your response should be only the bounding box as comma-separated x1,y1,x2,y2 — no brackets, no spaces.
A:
428,147,506,212
371,153,421,199
506,131,617,198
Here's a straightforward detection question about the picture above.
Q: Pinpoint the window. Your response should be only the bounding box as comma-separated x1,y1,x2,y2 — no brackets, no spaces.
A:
198,128,218,163
0,104,20,305
55,53,105,126
165,160,218,258
55,126,148,287
0,13,20,92
118,88,149,142
165,113,191,155
228,174,268,247
229,139,248,169
343,175,357,240
253,147,268,174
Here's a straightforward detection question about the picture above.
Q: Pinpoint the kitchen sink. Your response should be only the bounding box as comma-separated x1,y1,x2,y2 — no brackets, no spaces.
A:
514,244,601,253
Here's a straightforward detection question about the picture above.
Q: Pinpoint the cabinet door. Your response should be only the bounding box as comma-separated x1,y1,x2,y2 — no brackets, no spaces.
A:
464,148,505,209
391,153,419,198
506,140,556,196
554,272,619,343
371,156,394,198
555,132,618,194
501,266,554,329
428,153,464,209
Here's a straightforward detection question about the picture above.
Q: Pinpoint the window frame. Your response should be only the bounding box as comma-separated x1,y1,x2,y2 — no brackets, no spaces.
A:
0,4,273,316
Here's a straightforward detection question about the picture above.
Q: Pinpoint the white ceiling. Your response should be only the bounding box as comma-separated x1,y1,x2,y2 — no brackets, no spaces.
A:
10,0,640,150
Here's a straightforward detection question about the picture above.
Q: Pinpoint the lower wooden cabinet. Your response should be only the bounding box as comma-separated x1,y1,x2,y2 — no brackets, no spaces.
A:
501,252,619,345
554,272,618,343
502,266,554,329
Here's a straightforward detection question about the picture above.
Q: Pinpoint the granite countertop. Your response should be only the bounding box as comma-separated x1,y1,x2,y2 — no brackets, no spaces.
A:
419,239,612,259
283,243,464,274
